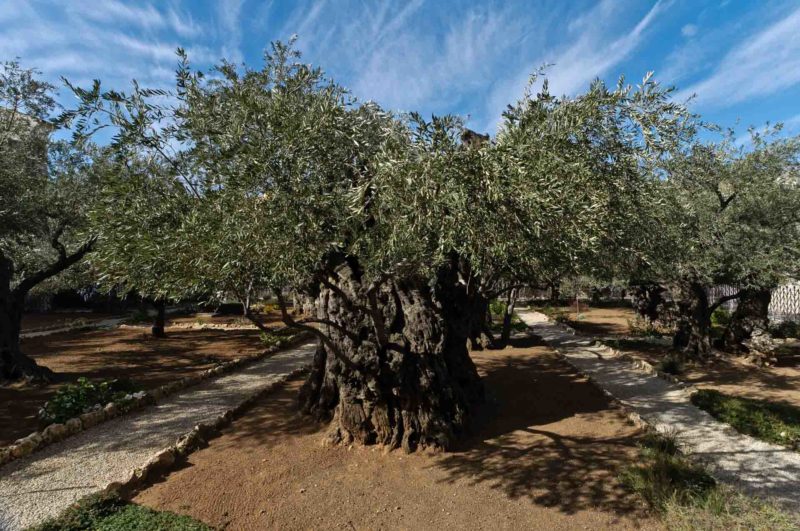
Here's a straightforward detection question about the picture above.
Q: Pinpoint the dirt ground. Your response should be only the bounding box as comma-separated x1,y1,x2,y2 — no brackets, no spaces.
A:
552,304,800,409
1,313,284,445
135,338,658,530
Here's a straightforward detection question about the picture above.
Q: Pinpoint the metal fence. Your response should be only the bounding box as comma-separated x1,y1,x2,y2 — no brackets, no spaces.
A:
708,282,800,323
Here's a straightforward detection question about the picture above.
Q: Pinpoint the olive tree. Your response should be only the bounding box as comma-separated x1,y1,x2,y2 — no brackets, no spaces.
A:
68,45,692,450
657,129,800,360
0,62,98,381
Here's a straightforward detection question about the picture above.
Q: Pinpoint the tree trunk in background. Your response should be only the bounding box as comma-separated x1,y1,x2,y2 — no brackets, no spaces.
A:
634,284,667,322
151,299,166,338
723,287,771,352
501,288,519,343
673,280,711,361
549,281,560,303
467,296,494,350
299,255,483,452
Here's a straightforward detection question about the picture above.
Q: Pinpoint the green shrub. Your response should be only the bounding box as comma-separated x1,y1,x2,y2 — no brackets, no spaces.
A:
691,389,800,449
489,299,507,317
260,330,298,348
770,320,800,339
39,377,140,425
627,315,665,337
31,491,211,531
710,307,732,328
620,432,796,529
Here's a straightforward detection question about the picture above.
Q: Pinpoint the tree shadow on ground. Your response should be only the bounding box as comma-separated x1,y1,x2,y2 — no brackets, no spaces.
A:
431,336,647,516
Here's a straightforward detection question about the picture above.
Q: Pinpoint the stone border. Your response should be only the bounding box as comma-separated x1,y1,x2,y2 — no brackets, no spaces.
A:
104,365,310,498
0,329,312,468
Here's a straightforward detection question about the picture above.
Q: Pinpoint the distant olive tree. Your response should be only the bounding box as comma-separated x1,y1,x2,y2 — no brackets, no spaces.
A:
657,129,800,360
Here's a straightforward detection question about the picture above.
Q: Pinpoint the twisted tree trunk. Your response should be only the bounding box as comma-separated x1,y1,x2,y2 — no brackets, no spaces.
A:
673,280,712,361
0,257,53,382
723,287,771,352
298,255,483,452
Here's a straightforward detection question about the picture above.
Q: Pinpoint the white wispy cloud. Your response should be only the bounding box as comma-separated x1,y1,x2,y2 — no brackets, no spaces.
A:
484,0,668,132
675,6,800,108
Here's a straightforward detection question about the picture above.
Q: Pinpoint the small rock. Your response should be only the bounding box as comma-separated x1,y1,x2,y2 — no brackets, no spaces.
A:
0,447,11,464
10,443,31,458
42,423,68,443
299,488,306,494
149,449,176,469
80,410,104,429
65,417,83,434
103,402,118,417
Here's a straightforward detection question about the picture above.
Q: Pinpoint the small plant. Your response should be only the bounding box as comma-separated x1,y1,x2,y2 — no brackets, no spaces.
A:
628,315,670,337
691,389,800,450
489,299,507,318
31,491,211,531
260,330,287,348
710,307,732,328
658,356,684,376
39,377,140,425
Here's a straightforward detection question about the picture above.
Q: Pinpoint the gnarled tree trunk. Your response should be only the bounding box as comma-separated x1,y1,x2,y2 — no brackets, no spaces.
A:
0,259,53,382
673,280,711,361
500,287,519,344
634,283,667,323
298,255,483,452
151,299,167,338
723,287,771,352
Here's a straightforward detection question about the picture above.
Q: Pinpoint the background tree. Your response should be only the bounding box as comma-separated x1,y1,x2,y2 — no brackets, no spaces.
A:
0,61,98,381
69,46,693,451
656,128,800,360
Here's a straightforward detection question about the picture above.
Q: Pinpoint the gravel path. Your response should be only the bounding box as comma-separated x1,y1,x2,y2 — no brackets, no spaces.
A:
0,341,316,531
518,311,800,513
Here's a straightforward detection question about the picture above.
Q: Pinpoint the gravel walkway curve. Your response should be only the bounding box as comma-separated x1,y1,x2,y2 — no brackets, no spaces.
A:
0,341,316,531
518,311,800,514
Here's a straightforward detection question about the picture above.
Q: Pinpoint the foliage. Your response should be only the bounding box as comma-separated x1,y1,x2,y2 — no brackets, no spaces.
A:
620,431,795,530
62,42,698,347
710,307,732,328
31,491,211,531
627,315,670,338
691,389,800,449
38,377,139,425
0,61,99,298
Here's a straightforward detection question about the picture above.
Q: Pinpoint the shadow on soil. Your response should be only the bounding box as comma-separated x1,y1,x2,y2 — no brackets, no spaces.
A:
431,335,646,516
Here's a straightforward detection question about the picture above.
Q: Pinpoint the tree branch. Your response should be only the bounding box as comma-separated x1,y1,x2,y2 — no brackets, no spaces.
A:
708,291,741,314
13,235,97,298
273,289,362,372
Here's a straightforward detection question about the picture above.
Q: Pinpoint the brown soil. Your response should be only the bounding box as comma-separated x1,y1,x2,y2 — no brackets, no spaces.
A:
542,304,635,337
135,337,658,530
1,314,284,445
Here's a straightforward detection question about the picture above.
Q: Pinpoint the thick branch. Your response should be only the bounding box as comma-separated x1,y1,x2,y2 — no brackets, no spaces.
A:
274,289,361,372
13,235,97,298
708,291,742,314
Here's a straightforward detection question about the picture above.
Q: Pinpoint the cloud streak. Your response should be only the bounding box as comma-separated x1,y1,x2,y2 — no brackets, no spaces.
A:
675,6,800,108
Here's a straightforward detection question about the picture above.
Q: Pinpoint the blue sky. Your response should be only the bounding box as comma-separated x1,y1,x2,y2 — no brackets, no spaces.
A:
2,0,800,139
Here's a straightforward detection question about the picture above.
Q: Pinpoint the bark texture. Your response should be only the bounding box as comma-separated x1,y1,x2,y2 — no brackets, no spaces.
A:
0,256,53,381
722,287,771,352
151,299,167,338
299,256,484,452
673,280,712,361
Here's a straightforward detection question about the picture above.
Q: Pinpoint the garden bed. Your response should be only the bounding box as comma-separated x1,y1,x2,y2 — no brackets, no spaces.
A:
1,312,286,445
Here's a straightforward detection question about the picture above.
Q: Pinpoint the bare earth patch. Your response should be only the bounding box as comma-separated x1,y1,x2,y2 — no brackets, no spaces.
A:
134,338,657,530
1,314,283,445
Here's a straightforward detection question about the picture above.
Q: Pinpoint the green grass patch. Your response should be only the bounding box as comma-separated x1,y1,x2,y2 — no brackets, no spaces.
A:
620,431,796,530
30,492,211,531
691,389,800,450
